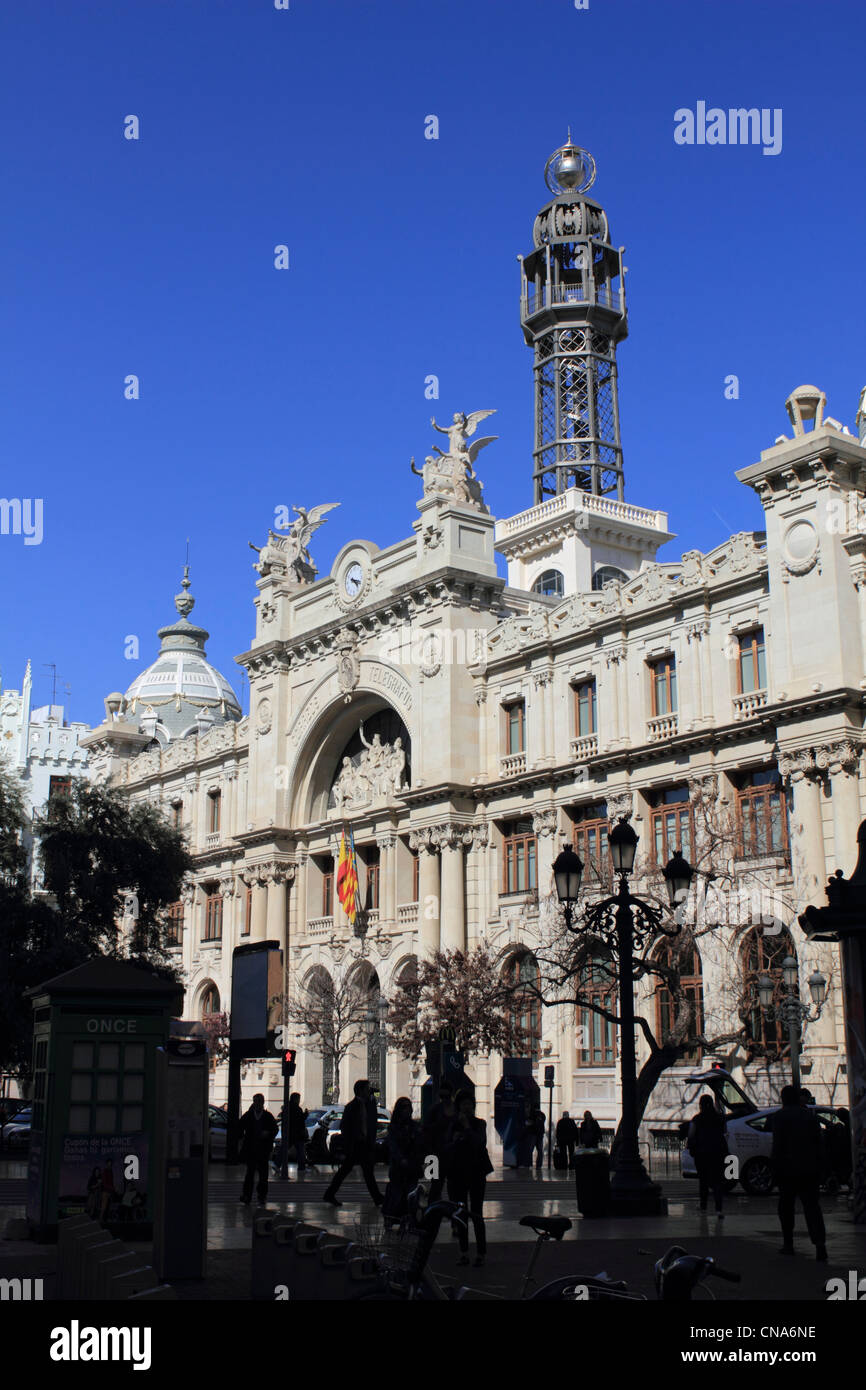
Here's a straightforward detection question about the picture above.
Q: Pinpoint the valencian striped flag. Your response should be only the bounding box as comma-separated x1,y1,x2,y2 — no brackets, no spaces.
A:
336,827,359,926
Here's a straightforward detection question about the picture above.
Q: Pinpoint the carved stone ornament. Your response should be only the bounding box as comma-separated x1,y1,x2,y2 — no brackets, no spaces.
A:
606,791,633,822
532,807,558,838
781,519,820,580
256,697,273,736
335,629,361,698
332,721,407,811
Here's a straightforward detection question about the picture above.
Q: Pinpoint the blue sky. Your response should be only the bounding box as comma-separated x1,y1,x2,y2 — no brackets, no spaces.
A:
1,0,864,724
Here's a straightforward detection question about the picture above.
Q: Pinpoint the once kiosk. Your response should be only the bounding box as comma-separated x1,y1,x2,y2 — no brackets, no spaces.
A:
25,958,182,1241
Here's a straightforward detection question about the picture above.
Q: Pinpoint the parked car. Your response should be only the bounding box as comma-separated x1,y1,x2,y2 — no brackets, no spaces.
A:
327,1107,390,1163
679,1067,851,1194
1,1108,32,1151
208,1104,228,1161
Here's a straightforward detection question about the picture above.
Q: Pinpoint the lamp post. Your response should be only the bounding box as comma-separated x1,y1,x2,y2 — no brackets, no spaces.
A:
799,818,866,1224
552,819,694,1217
756,956,826,1091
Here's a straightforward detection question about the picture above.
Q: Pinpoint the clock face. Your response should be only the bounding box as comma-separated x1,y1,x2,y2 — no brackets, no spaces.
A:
344,561,363,598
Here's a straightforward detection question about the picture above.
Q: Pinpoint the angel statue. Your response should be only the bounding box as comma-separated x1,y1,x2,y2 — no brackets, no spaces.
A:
249,502,339,583
430,409,497,479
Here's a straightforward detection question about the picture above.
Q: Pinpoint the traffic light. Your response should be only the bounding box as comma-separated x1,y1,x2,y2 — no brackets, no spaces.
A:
281,1048,297,1077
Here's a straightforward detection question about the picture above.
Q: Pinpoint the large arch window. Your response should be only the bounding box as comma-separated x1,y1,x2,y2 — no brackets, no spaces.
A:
654,941,704,1063
741,928,799,1054
533,569,564,598
577,950,617,1066
592,566,628,591
200,984,220,1019
503,951,541,1063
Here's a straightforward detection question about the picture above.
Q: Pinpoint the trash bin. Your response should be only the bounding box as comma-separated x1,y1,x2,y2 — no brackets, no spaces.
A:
574,1147,610,1217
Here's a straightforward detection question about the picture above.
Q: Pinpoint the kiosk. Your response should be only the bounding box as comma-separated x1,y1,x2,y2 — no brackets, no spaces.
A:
25,958,182,1241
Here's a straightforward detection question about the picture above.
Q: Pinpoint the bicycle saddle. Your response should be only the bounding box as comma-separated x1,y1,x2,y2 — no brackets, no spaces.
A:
519,1215,573,1240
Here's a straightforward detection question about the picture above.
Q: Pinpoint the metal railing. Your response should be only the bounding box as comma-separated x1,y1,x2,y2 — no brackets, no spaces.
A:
522,283,623,316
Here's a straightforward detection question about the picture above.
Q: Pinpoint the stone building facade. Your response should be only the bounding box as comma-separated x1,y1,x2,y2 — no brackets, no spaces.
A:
82,141,863,1142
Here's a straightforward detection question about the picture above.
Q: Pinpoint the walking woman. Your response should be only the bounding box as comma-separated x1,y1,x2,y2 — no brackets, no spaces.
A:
446,1091,494,1267
687,1094,728,1217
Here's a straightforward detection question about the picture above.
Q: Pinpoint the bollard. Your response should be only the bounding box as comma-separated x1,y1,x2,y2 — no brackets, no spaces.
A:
71,1229,114,1301
96,1251,151,1301
57,1217,99,1297
81,1239,126,1298
251,1211,281,1302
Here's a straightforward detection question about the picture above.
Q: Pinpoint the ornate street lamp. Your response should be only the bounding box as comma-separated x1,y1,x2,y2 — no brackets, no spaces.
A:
755,957,826,1090
799,821,866,1224
554,818,694,1216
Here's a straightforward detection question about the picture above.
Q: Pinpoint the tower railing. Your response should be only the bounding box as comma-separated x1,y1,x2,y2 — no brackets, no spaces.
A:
522,282,623,317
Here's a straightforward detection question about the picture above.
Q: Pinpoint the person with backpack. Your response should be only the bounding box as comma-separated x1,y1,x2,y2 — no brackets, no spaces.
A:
687,1094,728,1217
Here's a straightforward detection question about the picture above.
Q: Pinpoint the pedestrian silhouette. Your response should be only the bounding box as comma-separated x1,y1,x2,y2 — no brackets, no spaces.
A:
322,1079,383,1207
556,1112,578,1168
445,1091,494,1267
422,1081,456,1201
578,1110,603,1148
382,1097,422,1223
770,1084,828,1261
531,1106,546,1169
687,1094,728,1217
238,1093,278,1206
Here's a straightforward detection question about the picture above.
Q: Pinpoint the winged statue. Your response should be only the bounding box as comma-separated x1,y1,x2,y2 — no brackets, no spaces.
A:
430,409,497,477
249,502,339,582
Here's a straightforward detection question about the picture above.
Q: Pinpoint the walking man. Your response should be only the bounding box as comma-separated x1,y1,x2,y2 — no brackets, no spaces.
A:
323,1079,384,1207
531,1105,546,1169
556,1111,578,1168
238,1093,278,1206
770,1085,828,1261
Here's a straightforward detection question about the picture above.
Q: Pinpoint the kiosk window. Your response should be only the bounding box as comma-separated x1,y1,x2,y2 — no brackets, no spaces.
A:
69,1106,90,1132
68,1039,146,1135
72,1043,93,1069
70,1075,92,1102
125,1045,145,1070
122,1106,143,1130
98,1044,120,1070
97,1075,118,1102
123,1074,144,1101
95,1106,115,1133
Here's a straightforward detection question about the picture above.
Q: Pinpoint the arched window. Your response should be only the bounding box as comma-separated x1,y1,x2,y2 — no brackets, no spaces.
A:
654,941,704,1063
577,950,617,1066
503,952,541,1063
741,929,799,1054
200,985,220,1019
532,569,564,598
592,566,628,591
365,970,387,1109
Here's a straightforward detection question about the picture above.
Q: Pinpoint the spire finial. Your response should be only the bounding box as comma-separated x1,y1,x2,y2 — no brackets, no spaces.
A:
175,549,195,619
544,136,596,195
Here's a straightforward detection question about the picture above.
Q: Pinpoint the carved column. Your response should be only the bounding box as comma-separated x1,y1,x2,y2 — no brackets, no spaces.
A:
686,620,710,725
822,742,862,875
466,822,489,945
223,760,238,839
532,807,559,898
250,871,268,942
475,687,489,779
410,830,440,958
605,647,625,747
218,874,236,948
294,844,309,939
532,670,553,766
185,773,200,851
780,751,827,911
265,864,293,949
377,832,397,926
437,826,469,953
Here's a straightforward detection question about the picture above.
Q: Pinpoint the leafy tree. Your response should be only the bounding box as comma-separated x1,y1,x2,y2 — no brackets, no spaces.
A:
279,971,373,1104
35,778,192,968
0,767,190,1080
387,946,532,1062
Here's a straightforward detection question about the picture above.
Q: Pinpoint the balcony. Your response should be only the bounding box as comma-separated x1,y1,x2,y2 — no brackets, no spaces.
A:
500,752,527,778
306,915,333,939
397,902,419,926
647,714,678,742
204,832,220,850
732,689,769,720
570,733,598,761
522,282,623,317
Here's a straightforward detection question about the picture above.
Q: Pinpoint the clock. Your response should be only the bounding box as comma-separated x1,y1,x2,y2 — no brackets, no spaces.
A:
343,562,364,599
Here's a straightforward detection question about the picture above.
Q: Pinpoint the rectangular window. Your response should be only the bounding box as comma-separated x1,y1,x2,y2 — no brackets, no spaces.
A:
203,891,223,941
171,801,183,829
649,786,694,865
364,848,380,911
572,802,609,881
574,680,597,737
737,629,767,694
649,656,677,716
322,861,334,917
501,819,537,894
577,958,617,1066
505,701,525,755
68,1040,146,1137
207,792,221,834
49,776,72,801
411,850,420,903
166,901,184,946
736,769,789,857
242,885,252,937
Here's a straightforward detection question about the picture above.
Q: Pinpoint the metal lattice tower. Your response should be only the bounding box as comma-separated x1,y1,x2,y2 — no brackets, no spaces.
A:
520,137,628,504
